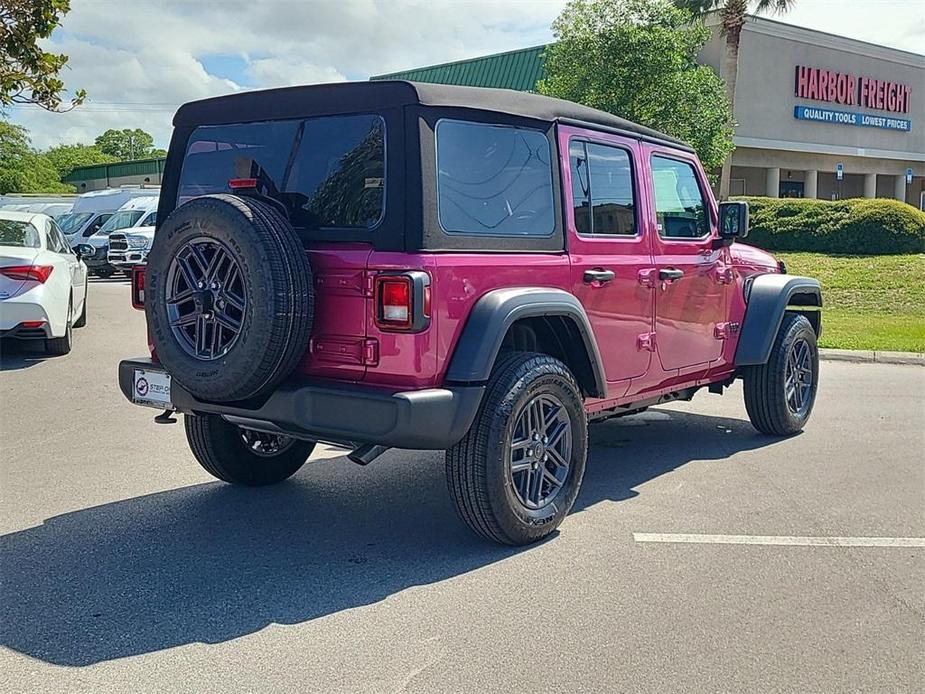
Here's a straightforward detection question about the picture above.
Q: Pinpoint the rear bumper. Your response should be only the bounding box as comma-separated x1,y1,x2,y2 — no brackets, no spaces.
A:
118,358,484,450
0,321,51,340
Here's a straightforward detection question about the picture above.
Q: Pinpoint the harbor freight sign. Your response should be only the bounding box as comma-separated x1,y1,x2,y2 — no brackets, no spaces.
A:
794,105,911,132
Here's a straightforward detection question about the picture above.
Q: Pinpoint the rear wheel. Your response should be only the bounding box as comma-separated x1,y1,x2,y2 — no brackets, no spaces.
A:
743,313,818,436
446,352,588,545
46,298,73,355
184,413,315,486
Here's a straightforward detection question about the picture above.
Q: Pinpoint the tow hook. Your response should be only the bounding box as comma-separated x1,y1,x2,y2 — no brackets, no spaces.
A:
348,443,389,466
154,408,178,424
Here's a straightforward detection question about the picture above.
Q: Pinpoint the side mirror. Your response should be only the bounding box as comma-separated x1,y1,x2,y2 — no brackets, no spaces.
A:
75,244,94,259
718,201,749,241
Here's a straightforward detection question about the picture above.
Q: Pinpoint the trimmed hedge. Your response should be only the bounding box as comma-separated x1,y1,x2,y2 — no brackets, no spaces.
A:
733,196,925,255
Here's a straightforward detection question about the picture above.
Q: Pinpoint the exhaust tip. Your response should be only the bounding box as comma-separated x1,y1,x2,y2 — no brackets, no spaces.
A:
348,443,389,466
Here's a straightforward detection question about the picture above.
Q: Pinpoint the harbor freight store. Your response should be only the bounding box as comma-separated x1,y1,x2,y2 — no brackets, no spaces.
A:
372,15,924,208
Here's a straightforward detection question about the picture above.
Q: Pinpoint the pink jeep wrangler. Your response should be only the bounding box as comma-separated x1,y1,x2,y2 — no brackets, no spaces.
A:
119,82,822,545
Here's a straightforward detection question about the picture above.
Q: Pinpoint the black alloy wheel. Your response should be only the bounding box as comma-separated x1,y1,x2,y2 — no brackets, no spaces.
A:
165,237,247,361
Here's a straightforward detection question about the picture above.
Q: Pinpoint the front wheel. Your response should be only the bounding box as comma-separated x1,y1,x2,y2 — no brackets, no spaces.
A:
743,313,819,436
446,352,588,545
184,414,315,486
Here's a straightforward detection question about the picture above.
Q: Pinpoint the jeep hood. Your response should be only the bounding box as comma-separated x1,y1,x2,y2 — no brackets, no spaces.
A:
730,242,778,272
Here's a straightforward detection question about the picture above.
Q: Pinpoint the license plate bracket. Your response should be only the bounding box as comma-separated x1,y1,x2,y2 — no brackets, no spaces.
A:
133,368,172,408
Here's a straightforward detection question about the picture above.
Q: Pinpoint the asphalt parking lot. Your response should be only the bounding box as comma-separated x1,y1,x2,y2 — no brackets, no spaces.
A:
1,278,923,693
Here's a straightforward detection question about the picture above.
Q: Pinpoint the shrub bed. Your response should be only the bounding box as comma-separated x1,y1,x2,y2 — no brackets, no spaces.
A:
734,196,925,255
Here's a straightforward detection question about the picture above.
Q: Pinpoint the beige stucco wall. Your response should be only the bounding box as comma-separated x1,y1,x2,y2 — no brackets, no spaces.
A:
699,16,923,181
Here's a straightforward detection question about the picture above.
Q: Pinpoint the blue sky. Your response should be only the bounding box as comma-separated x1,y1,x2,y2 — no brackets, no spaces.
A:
8,0,924,151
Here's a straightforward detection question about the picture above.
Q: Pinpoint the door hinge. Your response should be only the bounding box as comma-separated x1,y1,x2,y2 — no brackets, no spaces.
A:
637,268,657,288
714,322,740,339
637,332,657,352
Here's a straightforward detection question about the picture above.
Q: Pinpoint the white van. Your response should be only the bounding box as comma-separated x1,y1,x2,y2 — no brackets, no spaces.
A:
58,187,159,249
83,196,160,276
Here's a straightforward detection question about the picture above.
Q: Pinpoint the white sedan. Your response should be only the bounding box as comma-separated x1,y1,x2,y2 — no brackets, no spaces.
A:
0,211,89,355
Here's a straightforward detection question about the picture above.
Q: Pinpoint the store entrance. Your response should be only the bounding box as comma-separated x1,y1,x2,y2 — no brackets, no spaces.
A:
779,181,804,198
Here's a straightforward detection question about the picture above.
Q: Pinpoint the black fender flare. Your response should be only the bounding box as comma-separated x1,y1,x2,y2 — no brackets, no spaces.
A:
445,287,607,398
735,274,823,366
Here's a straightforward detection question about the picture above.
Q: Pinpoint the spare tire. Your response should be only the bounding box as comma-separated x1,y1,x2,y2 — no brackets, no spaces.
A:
146,194,313,402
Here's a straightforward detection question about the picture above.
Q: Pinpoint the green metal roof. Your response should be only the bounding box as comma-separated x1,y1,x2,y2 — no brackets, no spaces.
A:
63,157,166,183
371,45,547,92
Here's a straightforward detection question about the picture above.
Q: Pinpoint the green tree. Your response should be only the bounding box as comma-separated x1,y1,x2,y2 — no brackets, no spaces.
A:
0,119,71,193
94,128,158,160
539,0,733,173
44,142,118,178
674,0,795,199
0,0,85,111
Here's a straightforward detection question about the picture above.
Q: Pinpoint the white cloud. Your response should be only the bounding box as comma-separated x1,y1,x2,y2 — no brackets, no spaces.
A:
6,0,921,151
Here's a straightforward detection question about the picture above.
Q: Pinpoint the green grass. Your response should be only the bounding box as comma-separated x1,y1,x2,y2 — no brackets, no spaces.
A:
775,253,925,352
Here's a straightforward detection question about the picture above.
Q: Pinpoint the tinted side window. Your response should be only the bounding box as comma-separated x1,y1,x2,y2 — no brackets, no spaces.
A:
47,221,69,253
570,141,636,236
569,141,591,235
141,212,157,226
651,156,707,238
436,120,555,237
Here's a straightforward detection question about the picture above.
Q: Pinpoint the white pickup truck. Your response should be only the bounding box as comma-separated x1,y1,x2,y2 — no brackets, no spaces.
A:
107,225,155,274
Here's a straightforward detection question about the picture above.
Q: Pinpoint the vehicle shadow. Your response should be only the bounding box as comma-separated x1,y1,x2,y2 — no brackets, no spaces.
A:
0,339,57,371
0,408,779,666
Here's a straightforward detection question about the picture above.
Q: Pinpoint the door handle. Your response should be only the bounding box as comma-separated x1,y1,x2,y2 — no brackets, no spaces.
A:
584,269,616,284
659,268,684,282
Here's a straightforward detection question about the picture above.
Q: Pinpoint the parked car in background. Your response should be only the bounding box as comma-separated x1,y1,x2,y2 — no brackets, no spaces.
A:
0,211,89,355
84,196,159,277
108,224,155,274
119,82,822,546
59,187,159,253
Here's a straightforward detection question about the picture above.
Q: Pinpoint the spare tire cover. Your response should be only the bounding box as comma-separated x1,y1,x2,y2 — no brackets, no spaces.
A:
146,194,313,402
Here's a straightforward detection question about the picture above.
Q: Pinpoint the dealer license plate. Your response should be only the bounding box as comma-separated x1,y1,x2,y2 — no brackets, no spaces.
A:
133,369,172,408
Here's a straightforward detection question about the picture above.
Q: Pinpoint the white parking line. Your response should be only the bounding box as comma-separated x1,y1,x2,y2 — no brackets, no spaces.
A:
633,533,925,548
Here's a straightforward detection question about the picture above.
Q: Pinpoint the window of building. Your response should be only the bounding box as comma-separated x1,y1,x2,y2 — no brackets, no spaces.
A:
436,120,555,237
651,156,708,239
570,141,636,236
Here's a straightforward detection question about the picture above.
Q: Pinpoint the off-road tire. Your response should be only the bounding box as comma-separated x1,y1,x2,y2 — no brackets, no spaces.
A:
446,352,588,545
743,313,818,436
146,194,314,402
73,280,88,328
46,297,73,355
184,414,315,486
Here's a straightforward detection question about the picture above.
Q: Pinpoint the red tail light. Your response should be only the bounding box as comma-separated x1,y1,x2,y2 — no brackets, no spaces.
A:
228,178,257,190
0,265,54,283
377,277,412,328
373,272,431,332
132,265,146,309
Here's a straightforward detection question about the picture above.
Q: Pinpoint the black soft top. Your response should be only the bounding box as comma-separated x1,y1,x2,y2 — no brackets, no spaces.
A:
173,80,692,152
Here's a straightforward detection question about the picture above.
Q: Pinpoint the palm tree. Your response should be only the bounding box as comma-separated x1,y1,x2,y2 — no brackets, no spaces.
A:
675,0,795,199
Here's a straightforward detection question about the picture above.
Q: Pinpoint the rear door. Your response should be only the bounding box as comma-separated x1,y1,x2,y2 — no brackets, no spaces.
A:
644,148,729,373
562,126,654,397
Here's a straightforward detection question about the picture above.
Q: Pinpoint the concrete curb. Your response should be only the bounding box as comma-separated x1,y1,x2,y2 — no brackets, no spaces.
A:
819,348,924,366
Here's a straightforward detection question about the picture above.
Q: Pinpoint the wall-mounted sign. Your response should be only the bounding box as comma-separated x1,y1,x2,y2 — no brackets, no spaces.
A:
908,168,915,184
794,106,911,132
795,65,911,114
836,163,844,181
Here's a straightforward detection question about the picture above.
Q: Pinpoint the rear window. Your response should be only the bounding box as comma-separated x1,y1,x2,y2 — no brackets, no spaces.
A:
436,120,555,237
0,220,40,248
178,114,386,231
